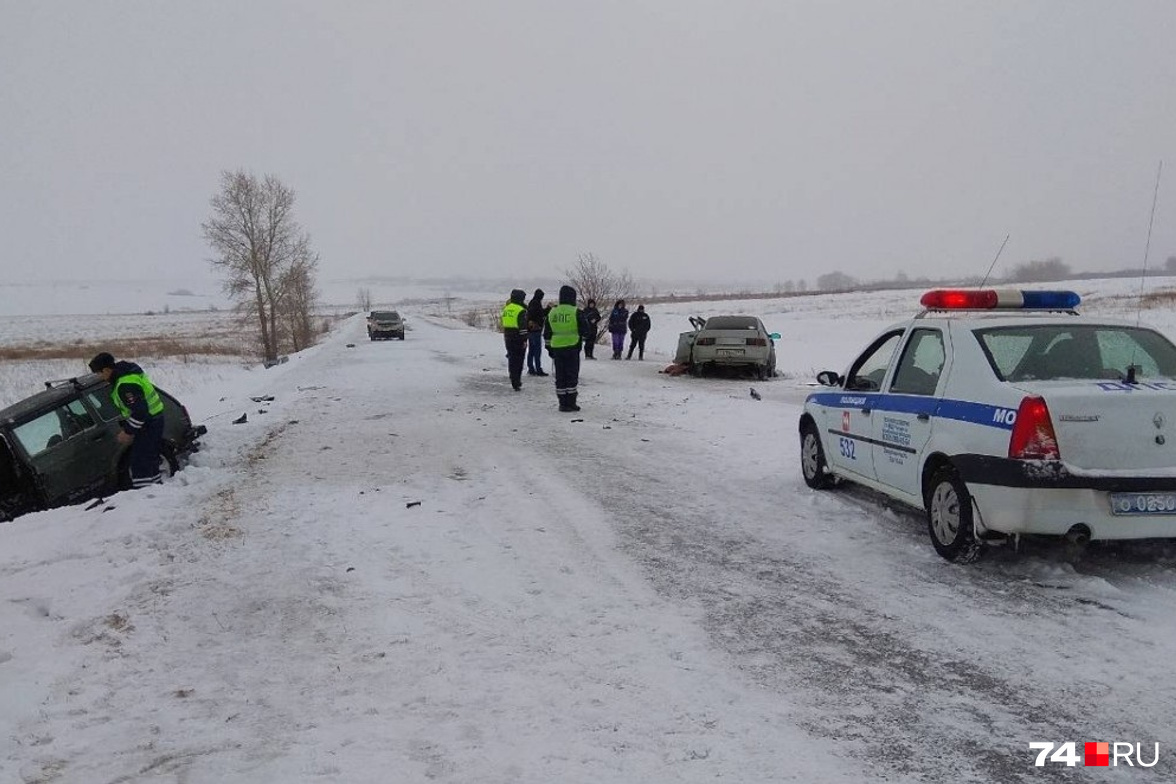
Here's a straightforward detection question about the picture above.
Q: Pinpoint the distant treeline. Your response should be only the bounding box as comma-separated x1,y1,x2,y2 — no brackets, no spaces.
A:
635,255,1176,304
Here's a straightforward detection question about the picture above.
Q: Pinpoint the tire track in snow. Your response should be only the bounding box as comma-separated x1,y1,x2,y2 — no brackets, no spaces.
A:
484,374,1176,782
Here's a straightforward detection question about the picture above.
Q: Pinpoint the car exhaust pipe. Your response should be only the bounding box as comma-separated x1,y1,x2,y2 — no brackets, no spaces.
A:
1065,524,1091,547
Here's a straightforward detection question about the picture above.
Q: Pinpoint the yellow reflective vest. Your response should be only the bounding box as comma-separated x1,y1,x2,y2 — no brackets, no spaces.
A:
112,372,164,420
501,301,526,332
547,304,580,349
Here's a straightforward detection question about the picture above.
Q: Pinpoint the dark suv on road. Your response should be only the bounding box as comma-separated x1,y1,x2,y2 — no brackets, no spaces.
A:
367,311,405,340
0,373,207,521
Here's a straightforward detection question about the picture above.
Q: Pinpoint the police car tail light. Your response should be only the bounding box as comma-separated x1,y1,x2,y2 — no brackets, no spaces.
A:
746,337,767,346
696,337,715,346
1008,396,1061,460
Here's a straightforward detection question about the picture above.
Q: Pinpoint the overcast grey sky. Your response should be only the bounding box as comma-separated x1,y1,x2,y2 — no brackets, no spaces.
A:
2,1,1175,287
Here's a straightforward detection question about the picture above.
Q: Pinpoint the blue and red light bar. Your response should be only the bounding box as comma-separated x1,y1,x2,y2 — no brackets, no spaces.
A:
919,289,1081,311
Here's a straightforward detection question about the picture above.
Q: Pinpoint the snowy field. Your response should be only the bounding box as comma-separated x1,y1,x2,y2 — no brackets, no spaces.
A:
2,277,1176,782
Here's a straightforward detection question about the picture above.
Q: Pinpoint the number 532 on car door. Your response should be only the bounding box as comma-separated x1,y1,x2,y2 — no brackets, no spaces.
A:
839,437,856,460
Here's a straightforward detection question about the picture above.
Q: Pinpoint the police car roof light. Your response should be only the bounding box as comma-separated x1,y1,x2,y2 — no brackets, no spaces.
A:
919,289,1081,311
1019,290,1082,309
919,290,997,309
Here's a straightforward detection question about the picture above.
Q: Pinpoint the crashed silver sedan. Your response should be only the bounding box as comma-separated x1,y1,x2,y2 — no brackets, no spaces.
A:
689,315,778,379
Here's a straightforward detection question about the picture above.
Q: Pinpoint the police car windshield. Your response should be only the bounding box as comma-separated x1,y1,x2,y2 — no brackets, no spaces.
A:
974,324,1176,382
371,312,400,320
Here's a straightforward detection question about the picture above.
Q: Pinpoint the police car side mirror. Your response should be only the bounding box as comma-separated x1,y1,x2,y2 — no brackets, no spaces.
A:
816,370,842,387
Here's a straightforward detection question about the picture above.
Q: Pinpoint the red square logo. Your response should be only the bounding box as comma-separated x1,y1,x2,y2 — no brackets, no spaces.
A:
1085,742,1109,767
842,411,851,432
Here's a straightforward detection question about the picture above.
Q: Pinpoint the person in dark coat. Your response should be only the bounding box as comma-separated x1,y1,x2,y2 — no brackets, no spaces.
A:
525,289,548,376
626,304,651,360
607,299,629,360
580,298,601,359
87,351,166,488
501,289,528,390
544,285,584,411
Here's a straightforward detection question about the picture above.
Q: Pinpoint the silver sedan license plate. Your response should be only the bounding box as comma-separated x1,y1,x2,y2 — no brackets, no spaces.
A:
1109,492,1176,516
717,348,744,356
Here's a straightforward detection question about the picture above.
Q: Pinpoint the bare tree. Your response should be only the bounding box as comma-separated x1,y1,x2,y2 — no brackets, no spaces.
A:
564,252,634,310
203,170,316,363
1008,257,1071,283
279,253,320,351
816,270,857,291
356,287,373,312
564,252,635,346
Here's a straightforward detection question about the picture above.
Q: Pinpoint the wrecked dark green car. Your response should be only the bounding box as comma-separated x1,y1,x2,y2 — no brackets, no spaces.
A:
0,373,206,521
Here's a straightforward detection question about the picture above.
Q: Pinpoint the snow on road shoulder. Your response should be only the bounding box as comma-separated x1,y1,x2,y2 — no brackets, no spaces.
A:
5,291,1176,782
1,314,862,783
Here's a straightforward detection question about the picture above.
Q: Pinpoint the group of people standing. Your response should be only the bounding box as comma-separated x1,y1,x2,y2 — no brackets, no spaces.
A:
501,288,653,412
603,300,651,361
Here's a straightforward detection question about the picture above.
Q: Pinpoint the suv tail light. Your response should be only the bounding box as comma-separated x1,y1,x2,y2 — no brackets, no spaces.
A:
746,338,767,346
1008,396,1060,460
695,337,715,346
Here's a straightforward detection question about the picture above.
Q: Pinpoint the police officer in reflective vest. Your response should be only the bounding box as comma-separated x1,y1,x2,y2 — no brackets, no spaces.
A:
501,289,528,391
88,352,166,488
544,285,583,412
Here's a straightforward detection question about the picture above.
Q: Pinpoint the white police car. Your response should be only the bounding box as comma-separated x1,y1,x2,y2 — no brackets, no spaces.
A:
799,289,1176,561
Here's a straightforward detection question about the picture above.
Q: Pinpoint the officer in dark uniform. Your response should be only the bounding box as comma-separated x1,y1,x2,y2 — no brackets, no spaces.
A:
580,298,601,359
544,285,583,412
88,352,166,488
501,289,528,391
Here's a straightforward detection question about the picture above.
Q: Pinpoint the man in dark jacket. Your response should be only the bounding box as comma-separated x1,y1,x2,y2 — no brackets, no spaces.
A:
501,289,528,391
88,351,166,488
544,285,583,411
607,299,629,360
626,304,651,360
580,298,601,359
525,289,548,377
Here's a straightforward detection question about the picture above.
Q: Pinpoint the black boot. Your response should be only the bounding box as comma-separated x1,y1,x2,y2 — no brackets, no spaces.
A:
565,392,580,412
558,393,573,412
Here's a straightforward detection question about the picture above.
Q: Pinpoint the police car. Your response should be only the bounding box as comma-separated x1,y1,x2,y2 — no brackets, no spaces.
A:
799,289,1176,562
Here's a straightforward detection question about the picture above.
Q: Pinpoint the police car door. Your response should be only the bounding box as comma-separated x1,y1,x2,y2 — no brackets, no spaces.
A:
872,327,946,500
829,330,905,482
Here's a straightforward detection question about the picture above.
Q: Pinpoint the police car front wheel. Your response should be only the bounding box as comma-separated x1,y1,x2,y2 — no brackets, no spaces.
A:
800,422,835,490
926,467,982,563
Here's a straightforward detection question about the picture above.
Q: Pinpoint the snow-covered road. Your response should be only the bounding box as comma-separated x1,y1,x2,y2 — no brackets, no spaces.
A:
4,311,1176,782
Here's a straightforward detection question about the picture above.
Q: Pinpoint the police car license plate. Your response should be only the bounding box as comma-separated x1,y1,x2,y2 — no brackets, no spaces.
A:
717,349,744,356
1109,492,1176,516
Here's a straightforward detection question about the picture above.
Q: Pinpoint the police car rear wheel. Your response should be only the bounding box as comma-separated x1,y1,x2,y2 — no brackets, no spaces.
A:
801,423,834,489
926,468,981,562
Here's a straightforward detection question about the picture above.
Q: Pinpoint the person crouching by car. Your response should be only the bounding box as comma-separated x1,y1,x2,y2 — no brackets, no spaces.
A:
545,285,583,412
88,351,166,488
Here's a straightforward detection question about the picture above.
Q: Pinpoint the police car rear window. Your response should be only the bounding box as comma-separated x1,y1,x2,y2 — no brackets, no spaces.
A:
973,325,1176,382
